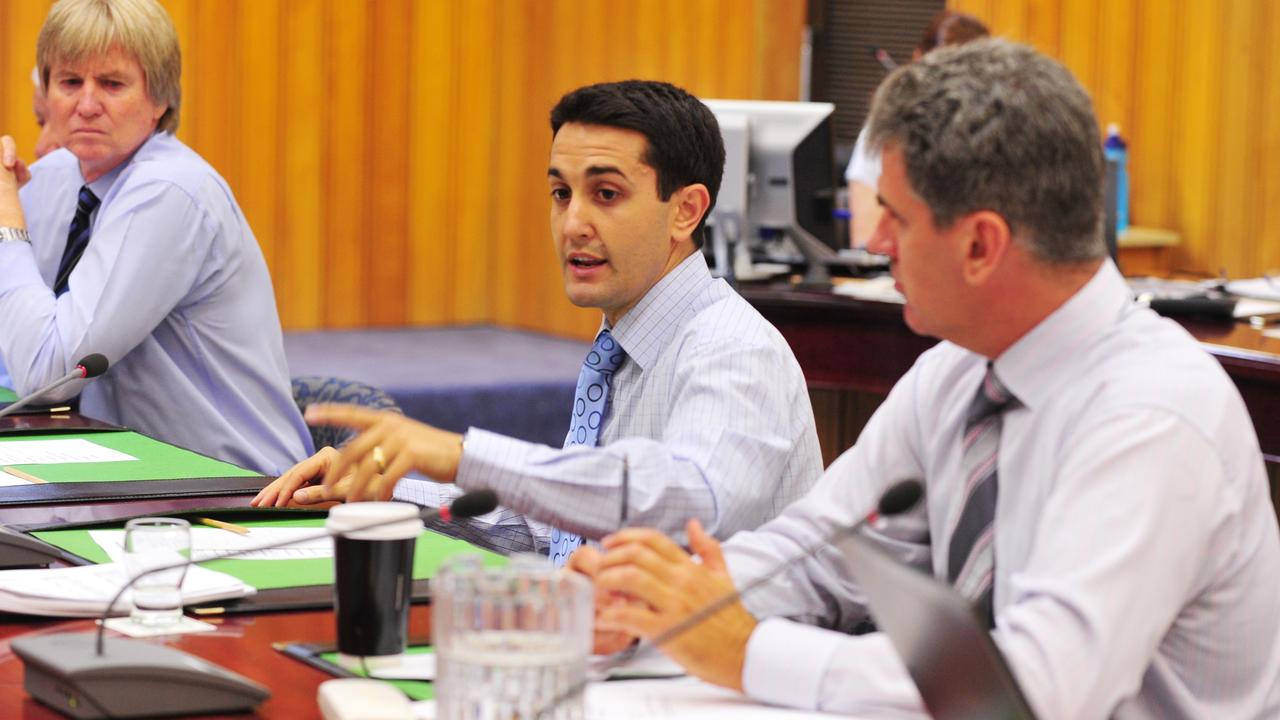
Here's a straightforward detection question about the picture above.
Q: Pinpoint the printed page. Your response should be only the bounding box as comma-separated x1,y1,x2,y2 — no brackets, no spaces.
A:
0,438,136,465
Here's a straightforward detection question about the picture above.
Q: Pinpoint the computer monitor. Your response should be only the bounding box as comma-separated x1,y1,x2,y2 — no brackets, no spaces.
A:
702,99,839,285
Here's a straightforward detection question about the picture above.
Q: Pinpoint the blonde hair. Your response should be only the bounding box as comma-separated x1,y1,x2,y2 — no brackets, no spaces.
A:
37,0,182,133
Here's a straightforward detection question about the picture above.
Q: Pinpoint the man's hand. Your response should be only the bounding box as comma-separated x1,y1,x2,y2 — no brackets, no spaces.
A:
594,519,757,691
304,404,464,502
0,136,31,228
251,446,353,507
566,546,641,656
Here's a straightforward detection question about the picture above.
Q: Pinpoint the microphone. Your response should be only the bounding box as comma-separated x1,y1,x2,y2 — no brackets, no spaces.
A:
869,45,899,72
12,488,499,719
536,480,925,718
0,352,109,419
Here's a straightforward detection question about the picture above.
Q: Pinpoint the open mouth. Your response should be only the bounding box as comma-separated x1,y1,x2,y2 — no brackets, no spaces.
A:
569,256,607,269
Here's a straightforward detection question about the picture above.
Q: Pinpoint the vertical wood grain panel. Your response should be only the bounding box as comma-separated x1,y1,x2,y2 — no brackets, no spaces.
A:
277,0,324,329
954,0,1276,282
368,0,412,326
1,0,805,340
323,0,369,327
2,1,48,160
406,0,455,326
1260,1,1280,277
235,0,281,278
452,1,499,324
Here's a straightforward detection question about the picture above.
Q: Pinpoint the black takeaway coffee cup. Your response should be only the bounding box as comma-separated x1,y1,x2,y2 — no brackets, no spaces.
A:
325,502,424,667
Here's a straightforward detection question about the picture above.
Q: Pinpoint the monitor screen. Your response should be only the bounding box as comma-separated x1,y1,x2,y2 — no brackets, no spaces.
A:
702,99,840,284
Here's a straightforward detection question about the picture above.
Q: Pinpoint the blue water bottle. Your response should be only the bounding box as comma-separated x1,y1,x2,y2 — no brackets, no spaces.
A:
1103,123,1129,233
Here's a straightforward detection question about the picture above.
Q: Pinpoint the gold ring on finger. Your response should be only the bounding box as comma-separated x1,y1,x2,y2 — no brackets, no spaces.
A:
372,445,387,474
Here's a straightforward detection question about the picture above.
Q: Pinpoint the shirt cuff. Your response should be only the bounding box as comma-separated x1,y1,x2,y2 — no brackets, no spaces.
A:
456,427,535,493
0,241,43,295
742,617,844,710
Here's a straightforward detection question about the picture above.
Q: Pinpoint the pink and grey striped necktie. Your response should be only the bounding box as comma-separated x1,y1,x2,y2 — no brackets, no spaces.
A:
948,363,1017,629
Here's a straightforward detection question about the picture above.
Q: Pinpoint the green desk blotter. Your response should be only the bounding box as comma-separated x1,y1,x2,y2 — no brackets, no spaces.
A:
0,431,257,483
33,513,506,591
0,387,16,403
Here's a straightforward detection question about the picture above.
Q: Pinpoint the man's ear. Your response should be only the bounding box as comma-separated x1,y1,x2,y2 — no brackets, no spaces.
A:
961,210,1012,286
670,183,711,244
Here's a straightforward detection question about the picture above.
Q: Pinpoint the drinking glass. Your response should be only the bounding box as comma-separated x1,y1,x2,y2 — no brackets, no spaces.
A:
433,554,593,720
122,517,191,627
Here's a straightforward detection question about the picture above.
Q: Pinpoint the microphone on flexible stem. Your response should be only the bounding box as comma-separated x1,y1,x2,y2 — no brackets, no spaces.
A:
0,353,109,419
11,488,500,719
869,46,899,72
537,480,924,719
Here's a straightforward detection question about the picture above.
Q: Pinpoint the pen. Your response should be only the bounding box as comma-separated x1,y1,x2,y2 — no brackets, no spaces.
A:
196,517,251,535
2,466,46,484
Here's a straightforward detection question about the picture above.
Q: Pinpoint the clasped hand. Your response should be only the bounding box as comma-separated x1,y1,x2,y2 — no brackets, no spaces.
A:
568,519,758,692
251,404,463,507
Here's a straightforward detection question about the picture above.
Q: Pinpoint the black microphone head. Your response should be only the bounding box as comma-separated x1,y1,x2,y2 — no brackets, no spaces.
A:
449,489,498,519
76,353,109,378
878,480,923,517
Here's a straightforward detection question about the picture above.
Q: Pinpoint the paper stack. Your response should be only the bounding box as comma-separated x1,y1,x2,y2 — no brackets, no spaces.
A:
0,562,255,617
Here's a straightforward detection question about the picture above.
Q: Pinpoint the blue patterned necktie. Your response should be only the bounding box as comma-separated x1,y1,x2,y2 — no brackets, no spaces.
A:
53,186,102,296
948,363,1017,629
549,329,627,567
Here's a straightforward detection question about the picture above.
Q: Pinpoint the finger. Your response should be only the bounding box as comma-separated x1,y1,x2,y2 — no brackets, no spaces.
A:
595,562,680,611
260,448,334,507
14,160,30,186
0,136,15,167
323,417,393,488
566,546,604,578
342,452,382,503
687,519,728,574
601,528,691,563
597,602,667,640
294,474,352,504
304,403,385,429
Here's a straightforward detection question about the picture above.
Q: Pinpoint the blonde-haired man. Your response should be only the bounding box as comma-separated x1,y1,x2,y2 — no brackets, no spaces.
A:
0,0,310,474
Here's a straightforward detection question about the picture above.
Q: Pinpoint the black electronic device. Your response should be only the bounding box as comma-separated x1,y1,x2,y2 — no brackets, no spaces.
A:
12,634,270,719
702,99,841,287
0,523,78,568
11,489,500,719
838,532,1037,720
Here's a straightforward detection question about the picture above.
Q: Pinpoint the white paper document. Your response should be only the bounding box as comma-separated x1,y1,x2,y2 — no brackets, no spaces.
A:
584,678,836,720
832,275,905,304
0,562,255,617
1227,277,1280,302
0,438,136,465
89,527,334,562
0,470,36,487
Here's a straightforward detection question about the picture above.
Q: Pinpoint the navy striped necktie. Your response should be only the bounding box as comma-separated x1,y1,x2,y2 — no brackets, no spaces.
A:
53,186,101,296
948,363,1018,629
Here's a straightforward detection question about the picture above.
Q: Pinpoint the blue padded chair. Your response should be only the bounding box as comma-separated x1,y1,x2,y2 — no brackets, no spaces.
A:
291,376,403,450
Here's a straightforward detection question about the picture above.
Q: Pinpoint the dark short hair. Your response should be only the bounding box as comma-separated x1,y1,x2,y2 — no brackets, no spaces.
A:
550,80,725,248
867,39,1105,264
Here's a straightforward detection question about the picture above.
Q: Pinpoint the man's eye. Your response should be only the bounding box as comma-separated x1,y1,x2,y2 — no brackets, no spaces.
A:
551,188,570,201
598,189,619,201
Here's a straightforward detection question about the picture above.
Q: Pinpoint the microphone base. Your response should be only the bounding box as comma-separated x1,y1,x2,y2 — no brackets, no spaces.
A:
12,632,269,718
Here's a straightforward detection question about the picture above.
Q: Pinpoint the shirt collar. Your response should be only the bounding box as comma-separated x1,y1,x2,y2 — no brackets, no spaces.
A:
992,260,1131,411
607,251,715,371
82,133,159,201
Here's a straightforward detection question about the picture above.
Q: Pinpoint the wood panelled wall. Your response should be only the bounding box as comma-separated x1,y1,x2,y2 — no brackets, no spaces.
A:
0,0,804,339
950,0,1280,281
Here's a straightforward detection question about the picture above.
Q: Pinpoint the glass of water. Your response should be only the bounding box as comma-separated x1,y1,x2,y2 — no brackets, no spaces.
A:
122,517,191,627
433,554,593,720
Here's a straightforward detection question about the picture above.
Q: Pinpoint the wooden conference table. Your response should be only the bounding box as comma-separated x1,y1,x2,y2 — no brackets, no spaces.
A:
740,283,1280,469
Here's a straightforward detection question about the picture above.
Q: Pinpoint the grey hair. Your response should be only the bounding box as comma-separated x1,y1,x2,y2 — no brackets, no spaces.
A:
866,38,1105,264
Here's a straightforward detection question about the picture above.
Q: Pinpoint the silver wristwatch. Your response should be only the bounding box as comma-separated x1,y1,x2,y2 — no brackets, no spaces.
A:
0,227,30,244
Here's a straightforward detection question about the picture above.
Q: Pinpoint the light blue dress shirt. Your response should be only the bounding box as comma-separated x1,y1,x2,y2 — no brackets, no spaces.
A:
0,133,312,475
405,251,823,554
